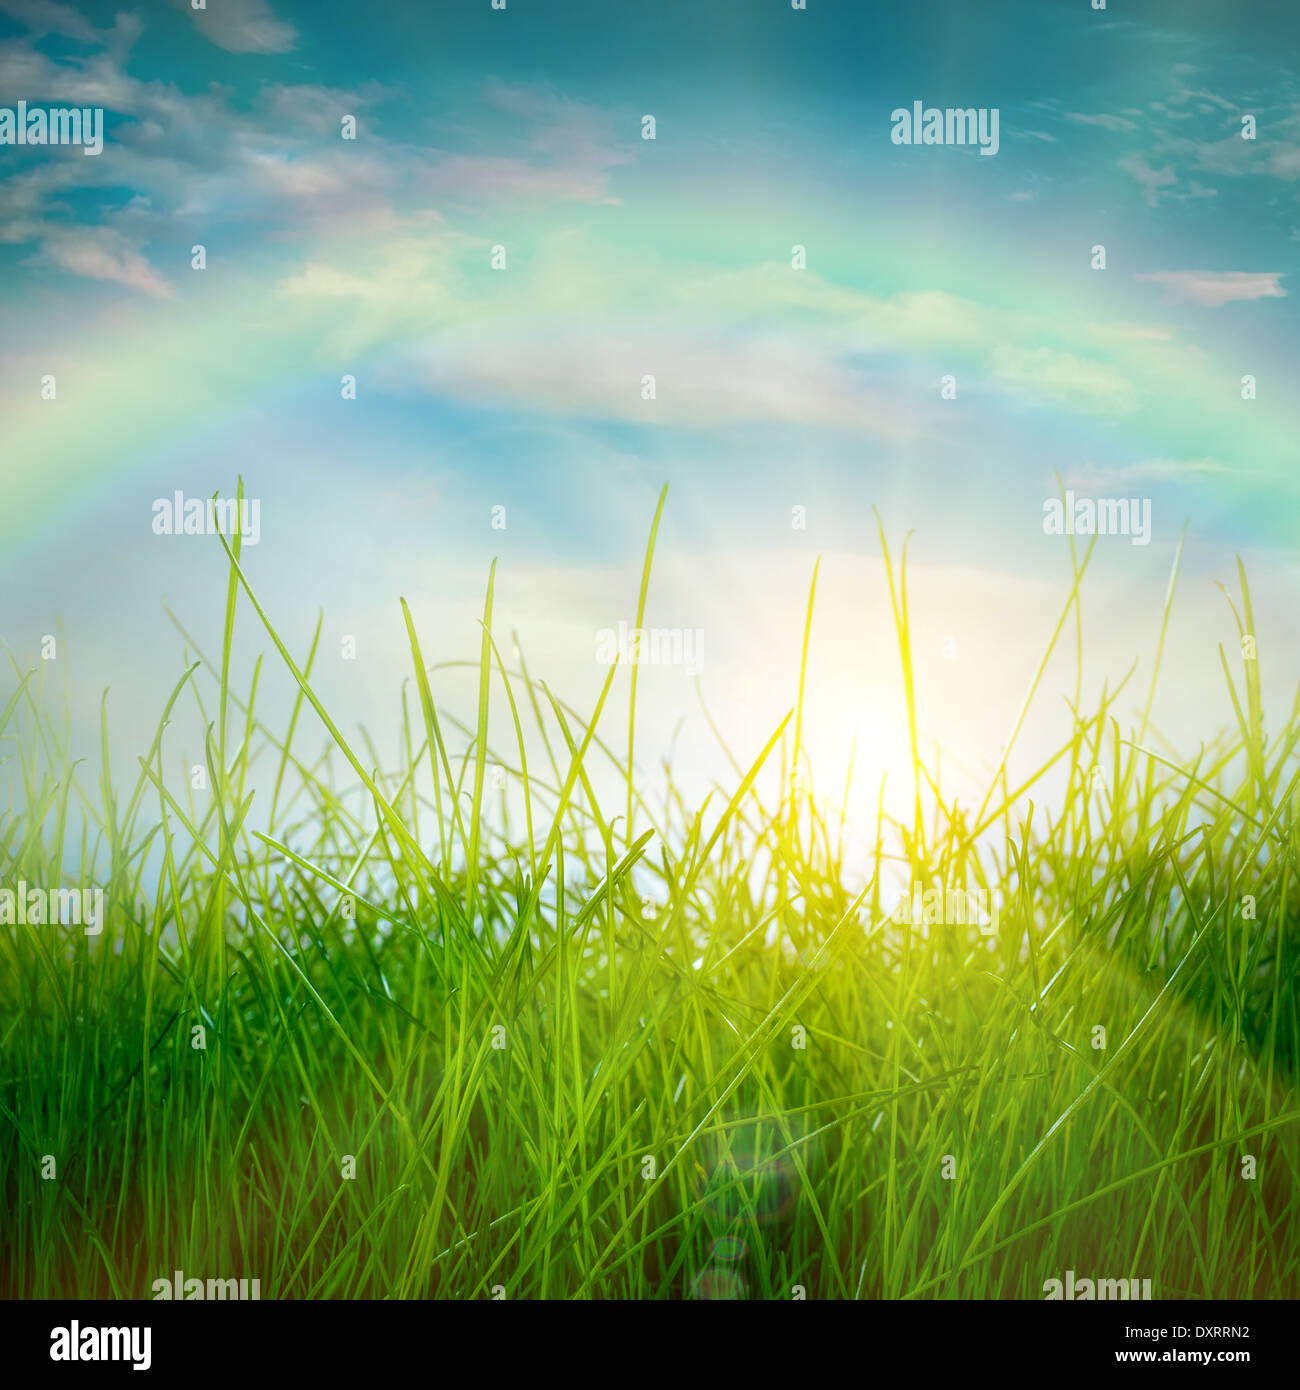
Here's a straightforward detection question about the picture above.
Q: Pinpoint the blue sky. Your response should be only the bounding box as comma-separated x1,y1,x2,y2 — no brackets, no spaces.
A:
1,0,1298,841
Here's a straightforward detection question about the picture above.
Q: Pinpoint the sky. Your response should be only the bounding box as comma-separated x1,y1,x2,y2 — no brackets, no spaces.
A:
1,0,1298,855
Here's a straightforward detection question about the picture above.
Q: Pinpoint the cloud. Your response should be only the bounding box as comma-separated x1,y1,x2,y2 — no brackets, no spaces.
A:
1065,457,1233,488
274,232,1259,435
1134,270,1286,307
419,152,624,205
0,31,636,299
1269,145,1300,179
1168,81,1237,113
1067,112,1138,133
0,26,409,287
1082,321,1177,344
258,82,390,135
0,36,141,109
990,345,1139,415
166,0,296,54
1168,180,1218,201
1110,64,1300,204
26,226,174,297
277,231,471,356
419,81,632,205
277,238,929,437
415,324,925,436
0,0,97,42
1118,154,1177,206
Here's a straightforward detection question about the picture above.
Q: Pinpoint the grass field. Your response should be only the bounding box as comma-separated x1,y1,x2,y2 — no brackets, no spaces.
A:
2,487,1297,1300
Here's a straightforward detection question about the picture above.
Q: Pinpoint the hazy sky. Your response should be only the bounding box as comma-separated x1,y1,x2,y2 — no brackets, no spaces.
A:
2,0,1297,844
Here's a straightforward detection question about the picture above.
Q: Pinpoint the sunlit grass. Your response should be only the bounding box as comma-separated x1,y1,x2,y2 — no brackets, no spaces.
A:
1,483,1297,1300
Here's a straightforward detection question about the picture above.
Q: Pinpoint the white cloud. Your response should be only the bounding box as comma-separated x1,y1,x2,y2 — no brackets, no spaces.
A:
0,50,631,302
406,320,922,437
258,82,390,135
990,345,1139,415
26,226,174,297
166,0,296,54
1267,144,1300,179
0,0,96,41
1114,69,1300,204
0,35,405,286
1067,112,1138,133
419,152,624,205
1134,270,1286,307
1065,457,1233,488
1118,154,1177,206
419,81,631,205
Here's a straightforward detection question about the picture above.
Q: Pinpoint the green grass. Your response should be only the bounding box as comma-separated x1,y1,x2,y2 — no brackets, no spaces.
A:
1,485,1297,1300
